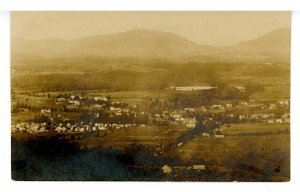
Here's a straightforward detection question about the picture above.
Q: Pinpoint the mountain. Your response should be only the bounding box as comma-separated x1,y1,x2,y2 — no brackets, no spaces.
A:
11,28,291,63
74,29,218,56
222,28,291,63
11,29,218,58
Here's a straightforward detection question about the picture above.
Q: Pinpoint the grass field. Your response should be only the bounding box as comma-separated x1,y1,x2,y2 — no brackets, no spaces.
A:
222,123,290,135
11,111,37,124
87,91,168,99
174,122,290,179
74,125,189,150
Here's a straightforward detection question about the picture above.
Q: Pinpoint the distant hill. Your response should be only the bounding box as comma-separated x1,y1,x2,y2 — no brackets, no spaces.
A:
222,28,291,63
12,28,291,64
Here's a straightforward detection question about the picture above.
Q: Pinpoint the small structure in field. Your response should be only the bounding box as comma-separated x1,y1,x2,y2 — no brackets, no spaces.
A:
193,165,206,170
214,135,224,138
162,165,172,174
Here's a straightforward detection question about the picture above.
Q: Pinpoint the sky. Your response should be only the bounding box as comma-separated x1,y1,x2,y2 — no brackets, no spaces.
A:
11,11,291,46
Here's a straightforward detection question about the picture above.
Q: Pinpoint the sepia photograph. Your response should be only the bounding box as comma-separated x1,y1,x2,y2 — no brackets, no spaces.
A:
11,11,291,181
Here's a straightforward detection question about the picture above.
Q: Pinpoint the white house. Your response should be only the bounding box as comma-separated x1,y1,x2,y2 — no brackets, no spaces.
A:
211,105,224,110
187,123,196,129
162,165,172,174
57,98,65,102
94,97,108,102
110,107,121,111
41,109,51,114
99,126,107,131
235,86,245,92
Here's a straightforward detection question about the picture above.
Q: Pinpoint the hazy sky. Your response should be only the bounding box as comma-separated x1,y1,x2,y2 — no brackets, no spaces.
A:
11,12,290,46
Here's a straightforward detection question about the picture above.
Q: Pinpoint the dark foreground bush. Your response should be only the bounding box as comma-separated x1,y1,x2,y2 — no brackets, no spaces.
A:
11,137,135,181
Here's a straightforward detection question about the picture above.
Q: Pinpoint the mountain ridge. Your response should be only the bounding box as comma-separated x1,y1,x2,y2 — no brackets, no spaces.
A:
12,28,291,63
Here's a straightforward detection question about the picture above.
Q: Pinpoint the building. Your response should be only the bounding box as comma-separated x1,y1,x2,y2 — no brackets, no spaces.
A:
41,109,51,114
235,86,245,92
278,100,289,106
268,119,275,124
193,165,206,170
184,117,197,124
57,98,65,102
226,103,233,108
276,119,284,124
215,135,225,138
187,123,196,129
241,102,248,106
94,97,108,102
184,108,195,112
110,107,121,111
211,105,224,110
162,165,172,174
69,100,80,105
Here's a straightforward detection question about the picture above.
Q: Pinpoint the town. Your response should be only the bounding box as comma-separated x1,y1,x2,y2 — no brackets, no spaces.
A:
12,87,290,137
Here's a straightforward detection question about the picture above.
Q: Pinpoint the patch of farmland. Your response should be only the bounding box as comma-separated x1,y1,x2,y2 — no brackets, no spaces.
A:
11,111,37,124
175,133,290,179
76,125,189,150
87,91,168,100
222,123,290,136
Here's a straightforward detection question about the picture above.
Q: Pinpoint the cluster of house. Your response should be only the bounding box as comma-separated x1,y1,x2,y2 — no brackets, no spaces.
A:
239,112,290,124
55,95,108,106
199,128,225,138
210,99,289,111
11,120,139,134
12,122,48,134
14,93,289,136
162,164,206,174
54,122,137,133
151,110,197,128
